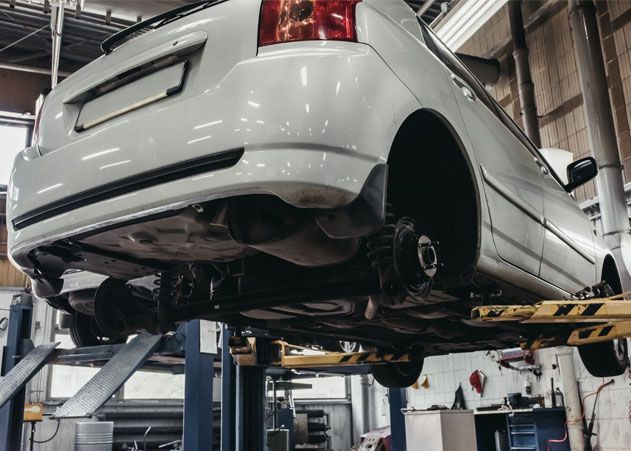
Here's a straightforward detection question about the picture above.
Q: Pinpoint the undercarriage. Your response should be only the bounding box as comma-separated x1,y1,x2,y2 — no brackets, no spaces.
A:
44,205,546,355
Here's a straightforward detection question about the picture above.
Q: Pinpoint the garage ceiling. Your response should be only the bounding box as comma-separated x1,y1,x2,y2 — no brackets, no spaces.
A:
0,0,450,77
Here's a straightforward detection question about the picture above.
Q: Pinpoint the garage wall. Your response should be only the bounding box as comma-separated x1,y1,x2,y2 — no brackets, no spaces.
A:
0,69,48,114
406,348,631,451
457,0,631,204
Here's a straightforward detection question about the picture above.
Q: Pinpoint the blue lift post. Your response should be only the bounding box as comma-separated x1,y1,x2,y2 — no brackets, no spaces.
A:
236,365,266,451
0,294,33,451
221,324,236,451
183,320,215,451
389,388,407,451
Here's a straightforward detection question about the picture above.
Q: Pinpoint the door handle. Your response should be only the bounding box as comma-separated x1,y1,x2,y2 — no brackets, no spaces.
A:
451,75,476,101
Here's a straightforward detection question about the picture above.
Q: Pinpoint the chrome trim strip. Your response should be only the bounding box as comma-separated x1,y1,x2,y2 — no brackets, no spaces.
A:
544,219,596,264
480,165,544,225
78,91,168,131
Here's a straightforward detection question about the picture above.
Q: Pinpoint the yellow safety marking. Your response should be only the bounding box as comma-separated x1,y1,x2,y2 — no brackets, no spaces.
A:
472,292,631,351
271,340,412,369
524,300,631,324
520,335,567,351
280,351,411,369
472,305,537,322
567,321,631,346
473,299,631,324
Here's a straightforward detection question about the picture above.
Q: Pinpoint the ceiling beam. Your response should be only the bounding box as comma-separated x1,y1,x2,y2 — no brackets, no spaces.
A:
0,62,71,77
435,0,509,50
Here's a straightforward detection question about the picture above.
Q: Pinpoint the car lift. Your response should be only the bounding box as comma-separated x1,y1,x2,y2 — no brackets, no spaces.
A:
0,293,406,451
471,290,631,350
0,292,218,451
229,336,414,369
19,286,631,451
227,336,413,450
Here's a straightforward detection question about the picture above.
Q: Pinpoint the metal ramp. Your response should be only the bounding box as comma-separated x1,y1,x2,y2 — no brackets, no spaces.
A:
53,334,162,419
0,342,60,409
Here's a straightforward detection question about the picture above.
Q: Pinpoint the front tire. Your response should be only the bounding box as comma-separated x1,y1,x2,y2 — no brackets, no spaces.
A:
371,359,424,388
578,281,629,377
579,339,628,377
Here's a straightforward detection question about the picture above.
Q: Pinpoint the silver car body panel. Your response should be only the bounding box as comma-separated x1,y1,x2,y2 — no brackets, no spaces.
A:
7,0,613,301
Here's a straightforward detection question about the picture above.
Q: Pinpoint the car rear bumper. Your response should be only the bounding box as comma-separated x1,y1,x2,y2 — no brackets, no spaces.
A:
8,41,419,276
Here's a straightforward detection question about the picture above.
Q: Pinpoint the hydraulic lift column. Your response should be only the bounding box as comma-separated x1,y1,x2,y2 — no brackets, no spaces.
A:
221,325,236,451
0,294,33,451
183,320,215,451
236,365,266,451
389,388,407,451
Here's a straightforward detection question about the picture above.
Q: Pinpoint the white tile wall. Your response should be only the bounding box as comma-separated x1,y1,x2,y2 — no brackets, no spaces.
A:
404,348,631,450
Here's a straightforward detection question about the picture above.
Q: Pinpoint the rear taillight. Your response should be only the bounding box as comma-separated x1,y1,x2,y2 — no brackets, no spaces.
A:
259,0,362,47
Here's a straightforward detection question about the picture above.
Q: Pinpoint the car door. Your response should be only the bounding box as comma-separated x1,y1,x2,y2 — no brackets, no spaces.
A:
538,156,597,292
421,24,546,277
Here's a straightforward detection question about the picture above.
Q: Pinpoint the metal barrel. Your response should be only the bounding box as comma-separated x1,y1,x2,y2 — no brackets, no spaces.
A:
75,422,114,451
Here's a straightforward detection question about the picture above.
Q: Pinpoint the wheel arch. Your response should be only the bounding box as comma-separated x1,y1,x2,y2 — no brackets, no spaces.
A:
601,254,622,293
386,108,482,287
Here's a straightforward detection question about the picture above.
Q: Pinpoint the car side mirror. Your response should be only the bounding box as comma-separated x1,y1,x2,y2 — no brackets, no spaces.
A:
565,157,598,192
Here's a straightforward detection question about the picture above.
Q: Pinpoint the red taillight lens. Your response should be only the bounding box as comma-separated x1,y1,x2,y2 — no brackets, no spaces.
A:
259,0,362,47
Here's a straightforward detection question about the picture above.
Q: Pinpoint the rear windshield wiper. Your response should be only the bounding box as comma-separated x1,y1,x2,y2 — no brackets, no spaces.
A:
101,0,225,55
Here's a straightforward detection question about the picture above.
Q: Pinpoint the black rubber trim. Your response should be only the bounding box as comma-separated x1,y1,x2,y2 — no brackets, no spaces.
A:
12,148,244,230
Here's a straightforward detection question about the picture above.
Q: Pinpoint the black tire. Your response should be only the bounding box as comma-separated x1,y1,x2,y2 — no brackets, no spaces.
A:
578,281,629,377
69,312,124,347
579,340,628,377
371,359,424,388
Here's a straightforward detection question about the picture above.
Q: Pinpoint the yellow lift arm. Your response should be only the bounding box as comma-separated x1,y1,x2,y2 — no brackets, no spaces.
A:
229,337,413,368
472,291,631,350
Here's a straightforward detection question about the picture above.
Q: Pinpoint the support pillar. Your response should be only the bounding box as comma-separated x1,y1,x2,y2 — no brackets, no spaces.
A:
236,365,266,451
569,0,631,285
388,388,407,451
50,4,64,88
509,0,541,147
183,320,215,451
221,325,236,451
0,294,33,451
556,348,586,451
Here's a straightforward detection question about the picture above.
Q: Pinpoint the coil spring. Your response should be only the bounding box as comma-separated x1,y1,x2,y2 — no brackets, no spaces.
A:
366,203,400,298
366,204,395,269
155,272,176,303
155,271,178,333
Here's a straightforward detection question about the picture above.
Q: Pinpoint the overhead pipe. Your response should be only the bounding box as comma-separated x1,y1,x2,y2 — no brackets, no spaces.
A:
0,62,70,77
50,3,64,88
418,0,437,17
508,0,541,147
568,0,631,286
556,348,587,450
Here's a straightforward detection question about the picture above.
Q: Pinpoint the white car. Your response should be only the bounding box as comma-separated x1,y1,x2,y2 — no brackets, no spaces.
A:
7,0,626,386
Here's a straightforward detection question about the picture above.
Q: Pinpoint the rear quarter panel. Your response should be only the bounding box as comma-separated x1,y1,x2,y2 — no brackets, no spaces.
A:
357,1,494,269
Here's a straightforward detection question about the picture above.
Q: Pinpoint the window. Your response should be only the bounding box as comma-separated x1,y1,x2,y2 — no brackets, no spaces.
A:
0,123,28,185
